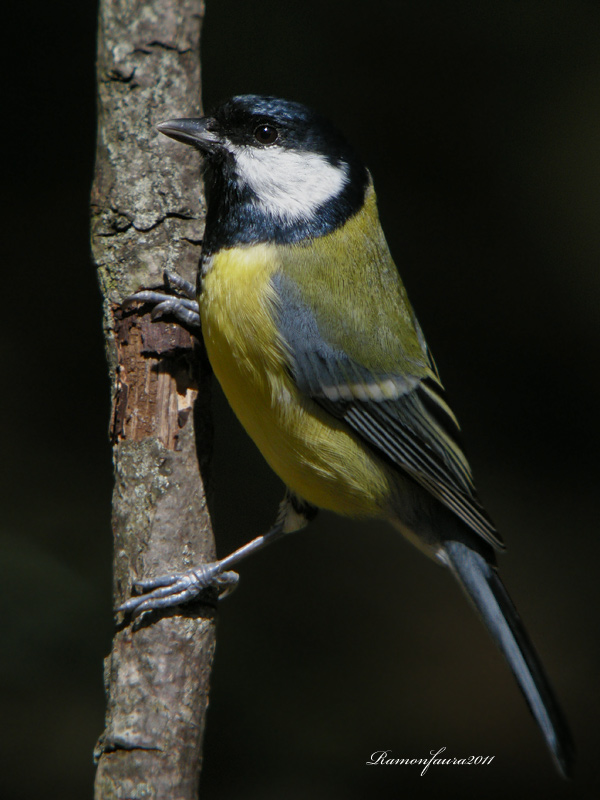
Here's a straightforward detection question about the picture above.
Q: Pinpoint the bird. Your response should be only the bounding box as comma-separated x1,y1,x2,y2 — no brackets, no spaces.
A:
121,94,574,777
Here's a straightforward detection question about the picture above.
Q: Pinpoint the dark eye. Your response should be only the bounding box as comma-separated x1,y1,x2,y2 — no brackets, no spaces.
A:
254,123,278,145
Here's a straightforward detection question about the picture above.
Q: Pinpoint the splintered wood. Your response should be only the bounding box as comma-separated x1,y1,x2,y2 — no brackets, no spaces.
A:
111,305,198,450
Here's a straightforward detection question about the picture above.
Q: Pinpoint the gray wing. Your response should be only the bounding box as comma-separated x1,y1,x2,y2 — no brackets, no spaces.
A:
272,272,503,550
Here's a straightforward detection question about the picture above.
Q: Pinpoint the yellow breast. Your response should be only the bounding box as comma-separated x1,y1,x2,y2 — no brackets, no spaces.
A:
199,244,392,518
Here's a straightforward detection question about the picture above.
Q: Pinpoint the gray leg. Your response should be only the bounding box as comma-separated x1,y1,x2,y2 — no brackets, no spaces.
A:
118,491,317,617
118,511,286,616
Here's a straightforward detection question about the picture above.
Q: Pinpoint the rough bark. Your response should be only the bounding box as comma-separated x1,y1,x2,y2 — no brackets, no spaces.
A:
91,2,214,798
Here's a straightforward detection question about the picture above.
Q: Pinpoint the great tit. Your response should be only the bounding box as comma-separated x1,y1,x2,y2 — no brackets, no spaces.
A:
122,94,574,777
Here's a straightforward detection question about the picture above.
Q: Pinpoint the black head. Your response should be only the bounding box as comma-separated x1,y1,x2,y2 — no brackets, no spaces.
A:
158,95,370,252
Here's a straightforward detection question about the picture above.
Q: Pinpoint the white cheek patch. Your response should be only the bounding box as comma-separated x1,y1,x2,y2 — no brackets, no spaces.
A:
229,144,349,223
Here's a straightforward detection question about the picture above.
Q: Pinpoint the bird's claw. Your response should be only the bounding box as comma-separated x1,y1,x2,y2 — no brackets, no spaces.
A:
163,271,196,299
124,271,200,329
118,564,239,617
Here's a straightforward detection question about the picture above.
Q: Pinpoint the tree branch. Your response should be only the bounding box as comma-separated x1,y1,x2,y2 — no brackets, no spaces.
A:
91,2,214,797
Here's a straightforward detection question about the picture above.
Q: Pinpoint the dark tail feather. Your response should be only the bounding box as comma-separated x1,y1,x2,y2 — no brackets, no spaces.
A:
443,540,574,779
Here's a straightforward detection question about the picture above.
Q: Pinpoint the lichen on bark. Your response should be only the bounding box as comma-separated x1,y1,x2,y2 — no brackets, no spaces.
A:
91,2,215,798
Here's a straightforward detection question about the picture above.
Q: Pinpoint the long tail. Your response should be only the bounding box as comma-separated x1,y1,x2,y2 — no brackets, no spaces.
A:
442,540,574,778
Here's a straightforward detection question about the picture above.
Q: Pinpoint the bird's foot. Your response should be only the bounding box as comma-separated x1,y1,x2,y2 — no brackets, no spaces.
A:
124,271,200,329
118,563,239,617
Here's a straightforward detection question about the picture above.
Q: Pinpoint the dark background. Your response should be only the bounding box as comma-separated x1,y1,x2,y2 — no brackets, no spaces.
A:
2,1,599,798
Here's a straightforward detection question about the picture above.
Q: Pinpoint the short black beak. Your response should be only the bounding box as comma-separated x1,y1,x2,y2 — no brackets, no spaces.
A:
157,117,221,151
